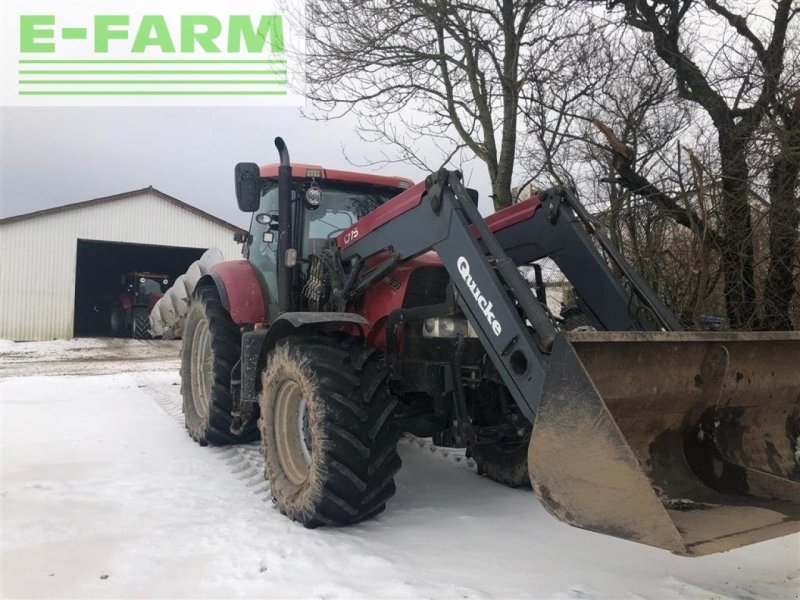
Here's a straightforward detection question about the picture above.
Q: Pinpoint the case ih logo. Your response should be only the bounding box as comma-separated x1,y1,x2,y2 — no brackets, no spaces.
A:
457,256,502,336
1,0,305,106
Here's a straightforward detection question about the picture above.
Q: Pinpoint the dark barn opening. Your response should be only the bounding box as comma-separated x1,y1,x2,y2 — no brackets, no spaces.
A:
73,239,207,337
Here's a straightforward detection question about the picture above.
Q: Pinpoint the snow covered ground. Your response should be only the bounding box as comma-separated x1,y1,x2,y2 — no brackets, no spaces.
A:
1,340,798,599
0,338,181,378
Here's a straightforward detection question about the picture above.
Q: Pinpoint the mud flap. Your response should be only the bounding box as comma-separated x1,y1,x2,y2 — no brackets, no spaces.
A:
528,331,800,556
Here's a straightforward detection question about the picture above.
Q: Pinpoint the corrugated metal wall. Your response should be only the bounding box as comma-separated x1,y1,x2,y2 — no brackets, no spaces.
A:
0,192,243,341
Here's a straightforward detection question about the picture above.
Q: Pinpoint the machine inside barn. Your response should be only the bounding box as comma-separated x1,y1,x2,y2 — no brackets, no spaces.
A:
97,271,170,339
73,240,206,338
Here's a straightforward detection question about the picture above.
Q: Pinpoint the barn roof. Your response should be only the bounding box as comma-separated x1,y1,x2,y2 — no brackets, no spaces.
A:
0,186,245,233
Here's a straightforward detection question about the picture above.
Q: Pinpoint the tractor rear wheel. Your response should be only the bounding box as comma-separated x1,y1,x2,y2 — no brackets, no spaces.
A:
180,285,258,445
259,335,401,527
132,307,151,339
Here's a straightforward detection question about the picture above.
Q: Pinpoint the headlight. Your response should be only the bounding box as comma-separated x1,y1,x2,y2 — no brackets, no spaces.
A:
305,184,322,208
422,317,478,339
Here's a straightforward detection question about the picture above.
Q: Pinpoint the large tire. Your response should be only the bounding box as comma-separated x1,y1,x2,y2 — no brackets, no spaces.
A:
180,286,258,445
470,311,594,488
259,335,401,527
469,437,531,488
468,382,531,488
132,307,151,339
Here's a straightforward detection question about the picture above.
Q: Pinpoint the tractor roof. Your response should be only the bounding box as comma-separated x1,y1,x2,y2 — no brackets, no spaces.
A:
259,163,414,190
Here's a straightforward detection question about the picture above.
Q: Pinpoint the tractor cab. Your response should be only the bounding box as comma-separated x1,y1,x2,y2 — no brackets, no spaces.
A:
235,160,412,317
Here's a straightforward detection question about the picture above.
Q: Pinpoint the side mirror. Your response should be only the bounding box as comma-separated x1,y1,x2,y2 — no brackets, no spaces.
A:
467,188,479,206
235,162,262,212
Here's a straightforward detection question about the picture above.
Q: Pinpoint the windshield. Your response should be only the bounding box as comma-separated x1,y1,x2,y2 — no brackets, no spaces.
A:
139,279,162,295
304,187,393,241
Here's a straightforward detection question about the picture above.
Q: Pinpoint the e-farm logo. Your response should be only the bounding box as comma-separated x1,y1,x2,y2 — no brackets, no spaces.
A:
0,1,305,106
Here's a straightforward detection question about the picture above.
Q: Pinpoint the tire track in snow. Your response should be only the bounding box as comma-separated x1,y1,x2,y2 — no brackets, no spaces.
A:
134,371,271,500
134,371,478,500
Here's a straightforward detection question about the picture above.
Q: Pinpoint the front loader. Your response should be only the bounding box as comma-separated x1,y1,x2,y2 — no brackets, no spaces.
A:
180,137,799,556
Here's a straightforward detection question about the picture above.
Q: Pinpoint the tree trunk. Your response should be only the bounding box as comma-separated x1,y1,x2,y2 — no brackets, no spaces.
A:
762,116,800,330
492,159,515,210
718,133,758,329
491,0,519,212
607,158,624,249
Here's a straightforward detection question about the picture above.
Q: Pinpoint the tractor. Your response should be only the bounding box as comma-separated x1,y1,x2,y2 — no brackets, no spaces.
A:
108,272,169,339
180,138,799,556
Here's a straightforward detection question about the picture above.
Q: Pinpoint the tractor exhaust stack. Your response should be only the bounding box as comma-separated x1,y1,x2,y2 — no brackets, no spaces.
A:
274,136,293,314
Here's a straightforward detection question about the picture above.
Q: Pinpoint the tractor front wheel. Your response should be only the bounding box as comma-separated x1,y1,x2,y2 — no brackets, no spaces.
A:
469,437,531,488
259,335,401,527
469,311,595,488
180,285,258,445
467,381,531,488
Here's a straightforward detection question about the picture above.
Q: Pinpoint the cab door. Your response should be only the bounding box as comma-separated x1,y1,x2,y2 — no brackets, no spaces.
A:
246,186,281,318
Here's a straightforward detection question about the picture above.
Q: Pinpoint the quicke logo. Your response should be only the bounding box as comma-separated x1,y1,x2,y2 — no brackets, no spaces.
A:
457,256,502,336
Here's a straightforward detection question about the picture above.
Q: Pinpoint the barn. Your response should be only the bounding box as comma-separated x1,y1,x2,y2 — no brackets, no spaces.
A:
0,187,245,341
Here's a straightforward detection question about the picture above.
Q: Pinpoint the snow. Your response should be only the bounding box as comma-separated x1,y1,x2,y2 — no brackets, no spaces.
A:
0,338,180,377
1,341,799,599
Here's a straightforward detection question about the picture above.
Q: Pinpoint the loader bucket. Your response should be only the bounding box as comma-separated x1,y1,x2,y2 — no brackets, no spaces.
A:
528,331,800,556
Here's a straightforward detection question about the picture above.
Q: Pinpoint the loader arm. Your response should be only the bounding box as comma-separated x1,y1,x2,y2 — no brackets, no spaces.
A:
487,188,681,332
337,169,559,422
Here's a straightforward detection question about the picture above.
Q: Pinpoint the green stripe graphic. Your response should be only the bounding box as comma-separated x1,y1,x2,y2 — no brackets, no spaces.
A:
19,80,288,85
16,58,292,98
19,91,289,96
20,70,285,75
19,59,287,64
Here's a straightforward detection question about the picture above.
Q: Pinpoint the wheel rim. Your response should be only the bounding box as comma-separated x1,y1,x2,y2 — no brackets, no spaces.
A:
190,318,212,420
274,380,312,486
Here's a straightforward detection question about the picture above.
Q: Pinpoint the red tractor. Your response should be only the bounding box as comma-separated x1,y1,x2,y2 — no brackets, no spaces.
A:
180,138,799,556
108,272,168,339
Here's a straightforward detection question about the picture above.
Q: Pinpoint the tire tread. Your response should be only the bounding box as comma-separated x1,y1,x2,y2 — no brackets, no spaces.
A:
261,335,401,527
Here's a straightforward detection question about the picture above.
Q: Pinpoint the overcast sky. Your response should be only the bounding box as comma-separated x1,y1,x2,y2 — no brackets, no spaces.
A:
0,107,493,228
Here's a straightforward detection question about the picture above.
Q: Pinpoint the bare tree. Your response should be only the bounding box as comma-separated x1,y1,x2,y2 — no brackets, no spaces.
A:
518,27,727,319
303,0,577,209
763,86,800,328
591,0,797,328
